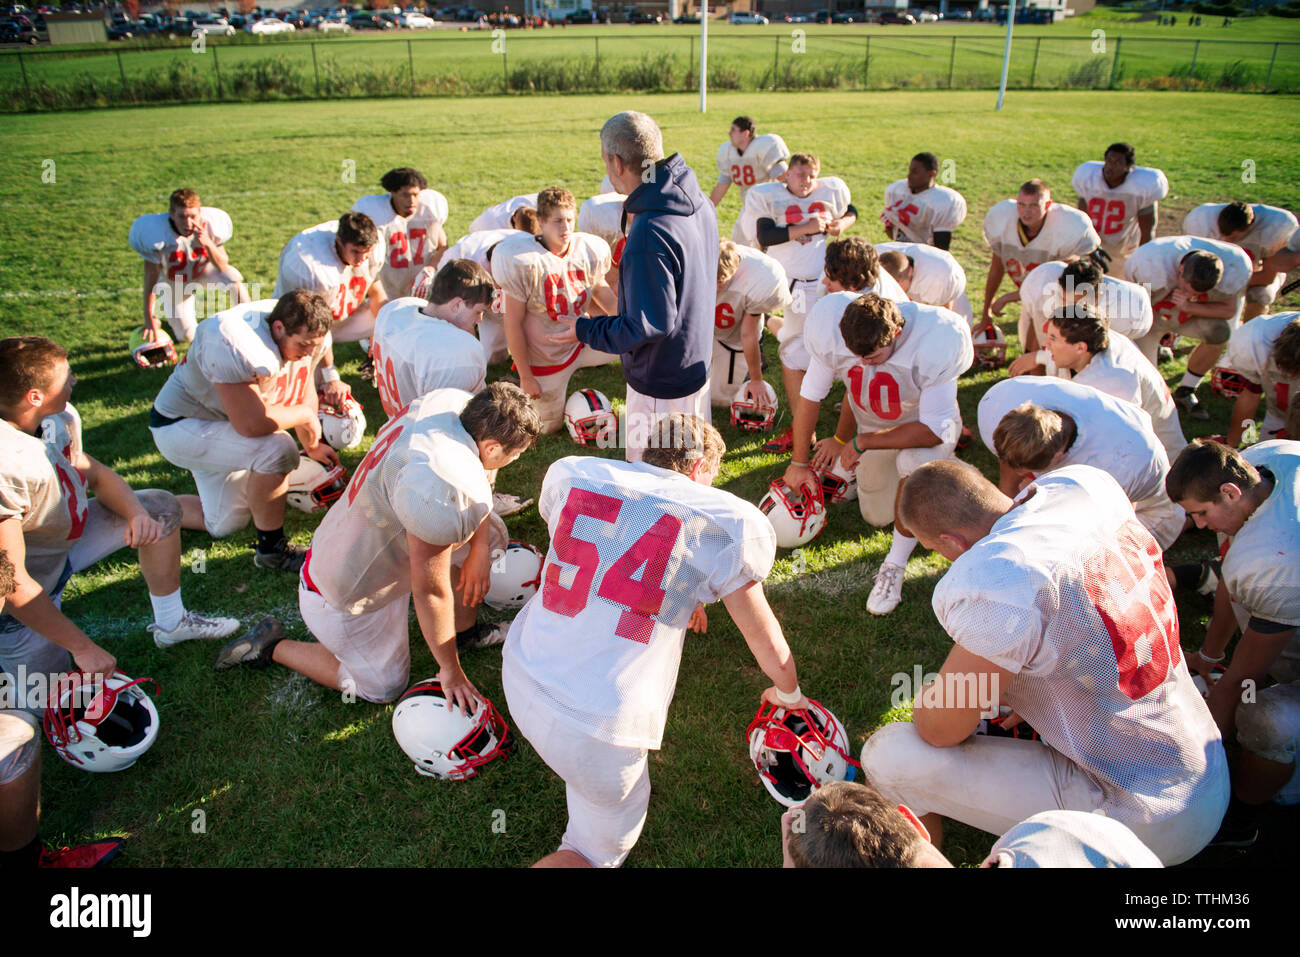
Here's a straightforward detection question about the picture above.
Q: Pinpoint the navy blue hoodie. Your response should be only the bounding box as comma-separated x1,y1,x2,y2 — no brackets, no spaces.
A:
575,153,718,399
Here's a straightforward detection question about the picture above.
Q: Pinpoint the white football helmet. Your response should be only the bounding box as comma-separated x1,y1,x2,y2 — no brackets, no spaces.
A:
485,541,544,611
817,455,859,504
43,672,160,773
747,699,858,807
758,480,826,548
972,323,1008,370
564,388,617,446
129,328,177,369
391,678,515,780
318,392,366,450
730,379,779,433
286,454,347,514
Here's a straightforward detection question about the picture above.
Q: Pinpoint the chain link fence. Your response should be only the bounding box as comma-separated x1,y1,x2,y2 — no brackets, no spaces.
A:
1,32,1296,110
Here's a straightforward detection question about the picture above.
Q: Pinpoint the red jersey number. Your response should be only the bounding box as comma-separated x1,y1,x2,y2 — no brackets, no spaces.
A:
887,200,920,227
53,462,88,541
715,302,736,330
346,415,406,506
166,245,211,283
1086,198,1127,236
731,164,756,187
847,368,902,421
332,276,369,322
543,269,589,323
370,342,403,418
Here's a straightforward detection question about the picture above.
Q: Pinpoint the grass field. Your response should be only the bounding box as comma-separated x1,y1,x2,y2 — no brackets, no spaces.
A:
3,11,1300,108
1,88,1299,868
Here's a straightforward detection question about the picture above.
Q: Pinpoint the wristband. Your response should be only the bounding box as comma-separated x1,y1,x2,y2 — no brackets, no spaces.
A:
832,435,847,446
775,685,803,708
789,460,810,468
1035,349,1052,366
1197,649,1225,664
320,366,341,383
852,436,864,454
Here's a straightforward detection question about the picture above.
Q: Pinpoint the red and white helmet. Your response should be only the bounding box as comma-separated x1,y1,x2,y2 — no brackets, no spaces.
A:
758,480,826,549
972,323,1008,370
129,328,177,369
43,672,160,773
485,541,544,610
730,379,779,433
391,678,515,780
286,454,347,514
816,455,858,504
317,392,366,450
1210,367,1249,400
564,388,617,446
747,699,859,807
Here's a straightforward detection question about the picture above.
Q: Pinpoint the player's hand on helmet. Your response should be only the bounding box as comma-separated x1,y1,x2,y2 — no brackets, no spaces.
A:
744,378,774,411
518,373,543,400
140,323,161,344
549,317,580,346
782,462,816,499
1007,352,1044,377
320,377,351,409
810,437,840,472
304,439,341,470
123,511,166,548
437,665,482,717
688,604,708,634
761,685,810,712
72,642,116,689
457,544,492,609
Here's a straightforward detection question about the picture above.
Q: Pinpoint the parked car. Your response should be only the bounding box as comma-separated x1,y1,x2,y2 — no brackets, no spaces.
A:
395,11,435,27
730,12,768,24
1,17,39,41
947,8,972,20
246,16,294,34
315,15,350,31
192,16,236,36
809,8,832,23
625,10,661,23
672,12,699,23
911,9,939,22
831,10,862,23
106,19,134,39
568,9,611,22
877,12,917,25
348,11,395,29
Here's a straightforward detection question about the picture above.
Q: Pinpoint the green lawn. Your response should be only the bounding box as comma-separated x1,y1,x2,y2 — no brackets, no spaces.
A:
1,89,1298,867
3,11,1300,107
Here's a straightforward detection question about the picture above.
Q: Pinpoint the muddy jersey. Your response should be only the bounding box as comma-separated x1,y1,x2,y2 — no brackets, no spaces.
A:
715,247,791,350
1071,163,1168,259
273,221,385,323
881,181,967,246
983,200,1100,288
744,177,852,281
128,206,233,283
352,188,450,299
370,298,486,418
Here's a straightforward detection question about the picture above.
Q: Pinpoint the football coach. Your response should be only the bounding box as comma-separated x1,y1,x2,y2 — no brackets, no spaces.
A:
553,110,719,462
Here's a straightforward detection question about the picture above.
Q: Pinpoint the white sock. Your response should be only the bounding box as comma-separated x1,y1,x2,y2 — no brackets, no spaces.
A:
885,532,917,569
1180,371,1203,391
150,589,185,632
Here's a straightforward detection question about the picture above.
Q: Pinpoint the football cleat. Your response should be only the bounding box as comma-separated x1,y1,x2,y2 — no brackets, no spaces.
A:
1173,385,1210,421
43,673,160,773
391,678,515,780
730,379,779,433
971,323,1008,370
129,328,177,369
747,699,858,808
317,392,366,450
1210,367,1249,401
285,454,347,514
484,541,544,611
758,480,826,549
564,388,617,446
816,455,858,504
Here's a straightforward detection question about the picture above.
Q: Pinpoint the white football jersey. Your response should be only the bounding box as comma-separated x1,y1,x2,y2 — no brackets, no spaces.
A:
935,466,1227,827
1125,236,1252,326
153,300,323,422
983,200,1101,288
880,181,967,245
370,298,486,419
442,227,517,312
308,390,491,614
0,407,88,595
351,188,450,299
715,247,791,350
978,376,1168,505
273,221,385,323
492,231,611,372
803,296,972,441
1224,312,1300,437
1019,261,1154,342
1220,440,1300,626
502,455,777,750
1071,162,1168,259
127,207,233,282
1184,203,1299,264
983,810,1163,868
1069,333,1186,461
875,241,966,308
577,192,627,272
715,133,791,198
469,193,539,234
744,177,852,281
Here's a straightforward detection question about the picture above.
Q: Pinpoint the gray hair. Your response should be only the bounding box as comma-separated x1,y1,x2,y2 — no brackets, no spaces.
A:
600,111,664,170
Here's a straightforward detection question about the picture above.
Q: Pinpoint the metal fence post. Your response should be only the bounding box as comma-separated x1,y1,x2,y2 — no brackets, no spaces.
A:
594,36,599,89
1108,35,1122,89
773,36,779,90
689,35,694,88
1028,36,1040,89
311,41,320,97
408,39,414,96
1264,41,1278,93
948,35,956,88
18,51,30,102
211,46,222,100
864,36,870,88
1186,39,1199,91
